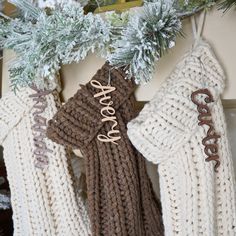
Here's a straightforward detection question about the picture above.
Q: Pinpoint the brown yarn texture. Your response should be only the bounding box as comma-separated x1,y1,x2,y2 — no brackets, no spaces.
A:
46,63,164,236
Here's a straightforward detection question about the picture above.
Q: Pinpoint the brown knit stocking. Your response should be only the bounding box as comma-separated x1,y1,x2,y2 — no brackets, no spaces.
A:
47,63,164,236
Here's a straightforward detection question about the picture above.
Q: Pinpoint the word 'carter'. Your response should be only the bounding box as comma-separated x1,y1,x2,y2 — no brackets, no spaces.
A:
191,88,221,172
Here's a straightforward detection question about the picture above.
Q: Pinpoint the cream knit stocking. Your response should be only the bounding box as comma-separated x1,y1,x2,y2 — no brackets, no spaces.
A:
127,40,236,236
0,88,91,236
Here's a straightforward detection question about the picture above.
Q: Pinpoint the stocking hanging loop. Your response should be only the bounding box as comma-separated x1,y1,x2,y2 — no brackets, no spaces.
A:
191,10,206,47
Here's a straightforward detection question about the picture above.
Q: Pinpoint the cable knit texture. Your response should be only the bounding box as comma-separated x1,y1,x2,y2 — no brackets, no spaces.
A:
127,41,236,236
0,88,91,236
46,63,164,236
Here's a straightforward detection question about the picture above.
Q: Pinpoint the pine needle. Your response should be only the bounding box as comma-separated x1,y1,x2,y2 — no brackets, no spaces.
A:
218,0,236,12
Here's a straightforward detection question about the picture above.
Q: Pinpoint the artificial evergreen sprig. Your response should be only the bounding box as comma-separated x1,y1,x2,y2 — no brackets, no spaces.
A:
105,11,129,54
34,0,89,9
108,0,182,84
175,0,217,18
218,0,236,12
9,0,42,19
0,0,110,89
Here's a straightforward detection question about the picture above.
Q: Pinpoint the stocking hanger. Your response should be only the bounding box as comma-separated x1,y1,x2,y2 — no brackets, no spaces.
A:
191,10,206,48
190,10,207,87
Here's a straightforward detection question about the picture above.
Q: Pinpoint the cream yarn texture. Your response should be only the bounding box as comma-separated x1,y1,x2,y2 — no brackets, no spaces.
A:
0,88,90,236
127,41,236,236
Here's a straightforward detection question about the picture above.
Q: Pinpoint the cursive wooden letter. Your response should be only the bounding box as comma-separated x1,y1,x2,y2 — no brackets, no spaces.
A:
90,79,121,145
191,88,221,172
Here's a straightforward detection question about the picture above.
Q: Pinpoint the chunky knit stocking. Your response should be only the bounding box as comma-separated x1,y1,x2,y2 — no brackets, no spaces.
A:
0,88,91,236
47,63,164,236
127,41,236,236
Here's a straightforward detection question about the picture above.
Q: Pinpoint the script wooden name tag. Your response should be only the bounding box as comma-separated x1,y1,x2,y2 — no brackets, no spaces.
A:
90,79,121,145
29,85,53,169
191,88,221,172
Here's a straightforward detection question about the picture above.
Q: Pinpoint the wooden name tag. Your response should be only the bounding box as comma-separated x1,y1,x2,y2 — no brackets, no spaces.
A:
29,85,53,169
191,89,221,172
90,79,121,145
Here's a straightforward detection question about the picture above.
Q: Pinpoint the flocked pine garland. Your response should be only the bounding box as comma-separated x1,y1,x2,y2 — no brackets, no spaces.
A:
175,0,216,17
0,0,219,89
108,1,182,83
218,0,236,11
0,0,111,89
34,0,88,9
